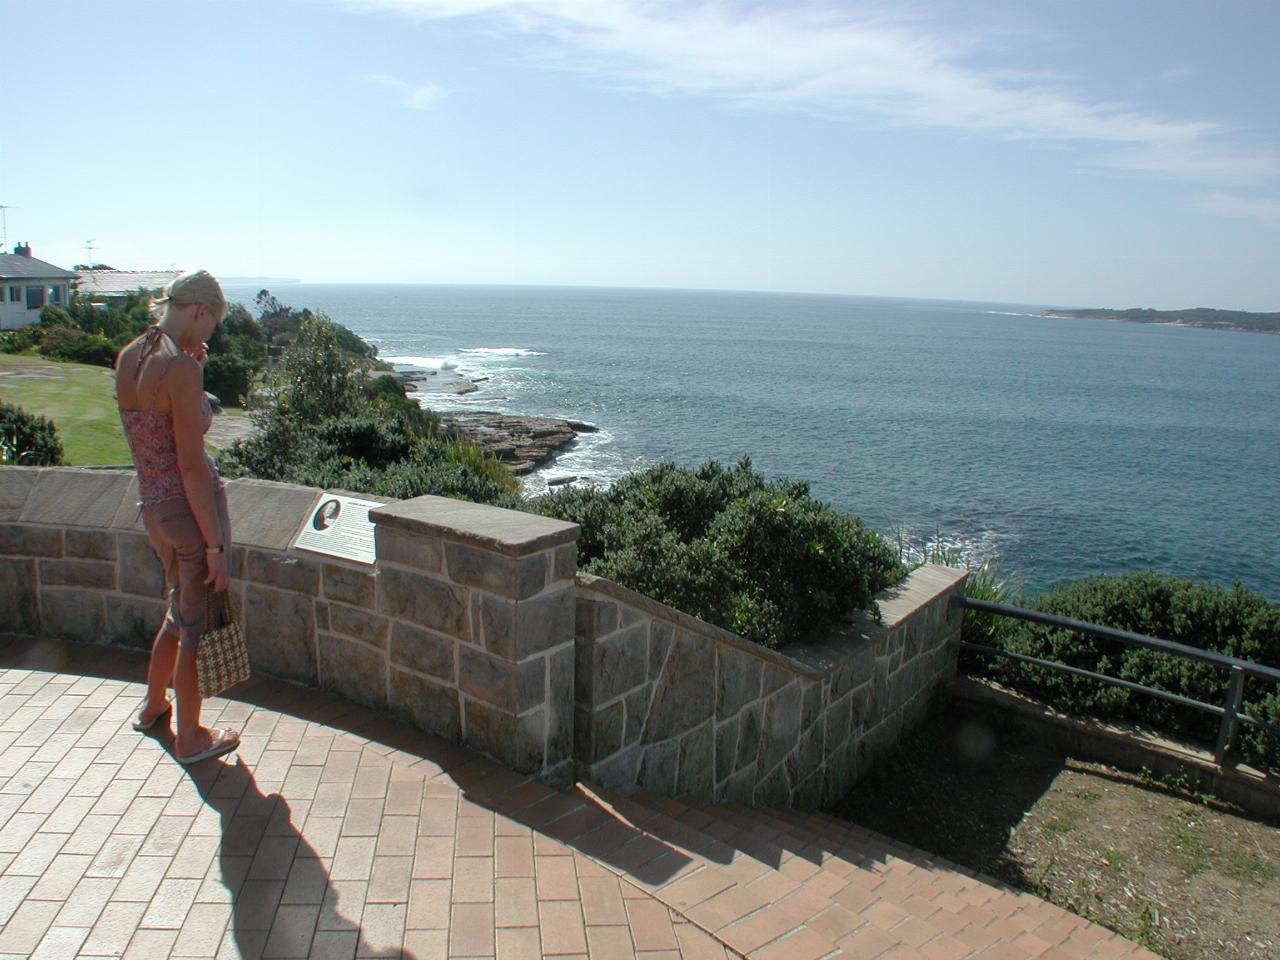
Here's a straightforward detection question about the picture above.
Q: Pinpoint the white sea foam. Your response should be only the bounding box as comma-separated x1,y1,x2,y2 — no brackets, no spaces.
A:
384,354,457,371
522,430,643,496
889,524,1011,571
457,347,547,358
984,310,1042,318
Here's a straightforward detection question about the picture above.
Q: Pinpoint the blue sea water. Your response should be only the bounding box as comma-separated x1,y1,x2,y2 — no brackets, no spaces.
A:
223,283,1280,601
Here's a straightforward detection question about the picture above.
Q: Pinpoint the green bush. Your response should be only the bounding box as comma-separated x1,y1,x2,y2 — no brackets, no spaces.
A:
528,458,903,648
220,359,517,507
0,327,40,354
969,571,1280,771
361,374,439,436
0,402,64,466
36,326,117,366
203,303,267,404
219,420,517,505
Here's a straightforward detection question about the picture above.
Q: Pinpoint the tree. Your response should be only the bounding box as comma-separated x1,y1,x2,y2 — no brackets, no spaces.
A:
0,402,64,465
269,314,360,423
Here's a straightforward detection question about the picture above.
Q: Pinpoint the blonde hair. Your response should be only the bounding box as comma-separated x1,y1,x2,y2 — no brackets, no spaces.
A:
151,270,227,323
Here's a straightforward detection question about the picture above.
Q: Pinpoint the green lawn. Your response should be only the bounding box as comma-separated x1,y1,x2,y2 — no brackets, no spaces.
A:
0,354,132,465
0,353,247,466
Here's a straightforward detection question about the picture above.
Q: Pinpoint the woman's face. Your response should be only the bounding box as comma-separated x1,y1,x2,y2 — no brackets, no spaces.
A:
192,303,220,346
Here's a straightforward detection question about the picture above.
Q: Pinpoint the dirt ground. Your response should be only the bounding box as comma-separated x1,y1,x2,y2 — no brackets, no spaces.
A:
832,700,1280,960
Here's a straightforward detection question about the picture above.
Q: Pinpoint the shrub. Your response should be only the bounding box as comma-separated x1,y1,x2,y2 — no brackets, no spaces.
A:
968,571,1280,771
0,402,63,466
361,374,438,437
36,326,117,366
958,560,1022,656
528,458,903,648
204,303,267,405
218,414,517,505
203,353,255,405
0,327,40,354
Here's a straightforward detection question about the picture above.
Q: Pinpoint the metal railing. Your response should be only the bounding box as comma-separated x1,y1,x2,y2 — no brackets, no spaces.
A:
952,596,1280,768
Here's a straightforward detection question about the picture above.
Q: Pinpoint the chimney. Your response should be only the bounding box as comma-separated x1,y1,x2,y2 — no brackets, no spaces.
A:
13,243,31,257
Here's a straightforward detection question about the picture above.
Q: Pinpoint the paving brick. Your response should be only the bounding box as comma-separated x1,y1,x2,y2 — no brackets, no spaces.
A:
586,923,638,960
579,875,629,926
452,854,496,903
0,899,61,955
83,900,149,956
496,925,543,960
625,897,681,952
538,899,588,956
450,901,495,957
495,876,539,929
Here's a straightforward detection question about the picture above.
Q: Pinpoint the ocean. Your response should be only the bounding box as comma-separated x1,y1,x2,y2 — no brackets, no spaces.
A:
221,283,1280,601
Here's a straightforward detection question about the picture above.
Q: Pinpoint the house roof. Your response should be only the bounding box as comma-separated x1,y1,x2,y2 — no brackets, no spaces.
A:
75,270,181,297
0,254,79,281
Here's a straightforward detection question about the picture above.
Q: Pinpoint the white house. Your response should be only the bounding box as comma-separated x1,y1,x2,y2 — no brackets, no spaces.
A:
0,244,79,330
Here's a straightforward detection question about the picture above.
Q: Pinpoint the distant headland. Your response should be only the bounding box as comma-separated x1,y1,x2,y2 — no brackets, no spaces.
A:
1040,307,1280,335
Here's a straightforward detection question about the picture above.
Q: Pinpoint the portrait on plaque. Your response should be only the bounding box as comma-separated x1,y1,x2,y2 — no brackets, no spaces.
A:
313,499,341,531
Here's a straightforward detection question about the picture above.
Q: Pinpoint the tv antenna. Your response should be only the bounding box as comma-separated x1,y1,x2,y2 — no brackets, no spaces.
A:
85,240,95,268
0,205,14,252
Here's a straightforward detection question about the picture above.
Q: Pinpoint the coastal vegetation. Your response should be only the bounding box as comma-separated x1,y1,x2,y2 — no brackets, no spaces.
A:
216,312,520,504
0,400,64,466
528,458,903,648
961,570,1280,771
1041,306,1280,335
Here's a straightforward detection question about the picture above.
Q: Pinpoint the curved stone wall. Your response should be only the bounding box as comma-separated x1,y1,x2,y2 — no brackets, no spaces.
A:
0,466,966,808
574,565,967,809
0,467,580,784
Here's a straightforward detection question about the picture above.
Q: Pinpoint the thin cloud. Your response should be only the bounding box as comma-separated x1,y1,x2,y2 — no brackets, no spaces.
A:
1198,192,1280,225
367,72,447,110
344,0,1275,185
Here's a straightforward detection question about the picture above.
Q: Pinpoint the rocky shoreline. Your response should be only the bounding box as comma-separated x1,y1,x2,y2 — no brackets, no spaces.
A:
395,366,597,477
436,411,596,476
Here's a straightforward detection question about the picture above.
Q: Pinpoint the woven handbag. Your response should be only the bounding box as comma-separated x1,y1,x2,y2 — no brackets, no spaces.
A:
196,590,251,699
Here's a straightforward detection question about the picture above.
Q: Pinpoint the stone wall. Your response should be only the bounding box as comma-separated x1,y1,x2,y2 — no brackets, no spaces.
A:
574,564,967,809
0,466,968,807
0,467,580,783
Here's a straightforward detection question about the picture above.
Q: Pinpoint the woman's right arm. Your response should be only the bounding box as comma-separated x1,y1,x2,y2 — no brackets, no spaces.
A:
168,357,229,592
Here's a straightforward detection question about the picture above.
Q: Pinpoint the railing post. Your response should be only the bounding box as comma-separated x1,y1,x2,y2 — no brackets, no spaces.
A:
1214,665,1246,768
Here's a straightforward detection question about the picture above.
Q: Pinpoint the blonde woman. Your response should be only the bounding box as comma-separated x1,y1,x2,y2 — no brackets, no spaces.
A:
116,270,239,764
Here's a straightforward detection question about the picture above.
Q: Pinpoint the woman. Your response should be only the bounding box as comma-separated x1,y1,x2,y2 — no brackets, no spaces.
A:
116,270,239,764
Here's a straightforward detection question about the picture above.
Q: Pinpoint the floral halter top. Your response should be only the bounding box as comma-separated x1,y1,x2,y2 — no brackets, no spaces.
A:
119,326,222,505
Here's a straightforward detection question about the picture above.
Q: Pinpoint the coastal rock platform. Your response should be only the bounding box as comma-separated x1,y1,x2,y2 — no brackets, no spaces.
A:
437,410,597,476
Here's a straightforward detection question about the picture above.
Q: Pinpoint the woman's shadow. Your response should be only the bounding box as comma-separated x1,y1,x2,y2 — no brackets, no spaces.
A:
180,756,407,959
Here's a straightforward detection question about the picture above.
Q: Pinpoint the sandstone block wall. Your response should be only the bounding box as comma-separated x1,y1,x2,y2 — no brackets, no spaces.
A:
0,467,580,783
0,466,967,806
574,564,967,809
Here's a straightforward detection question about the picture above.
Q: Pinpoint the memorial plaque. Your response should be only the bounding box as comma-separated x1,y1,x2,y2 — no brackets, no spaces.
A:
293,494,381,565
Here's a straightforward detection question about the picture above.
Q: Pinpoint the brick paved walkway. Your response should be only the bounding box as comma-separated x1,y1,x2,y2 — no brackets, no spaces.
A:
0,636,1157,959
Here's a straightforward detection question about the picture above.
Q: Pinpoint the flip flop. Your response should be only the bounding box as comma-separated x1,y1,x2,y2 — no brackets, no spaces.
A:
131,700,172,732
176,728,240,765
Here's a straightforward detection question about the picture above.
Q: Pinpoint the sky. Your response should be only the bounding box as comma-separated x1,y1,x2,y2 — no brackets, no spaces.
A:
3,0,1278,309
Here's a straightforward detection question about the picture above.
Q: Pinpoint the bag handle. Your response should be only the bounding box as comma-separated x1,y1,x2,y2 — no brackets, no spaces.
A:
204,589,233,631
